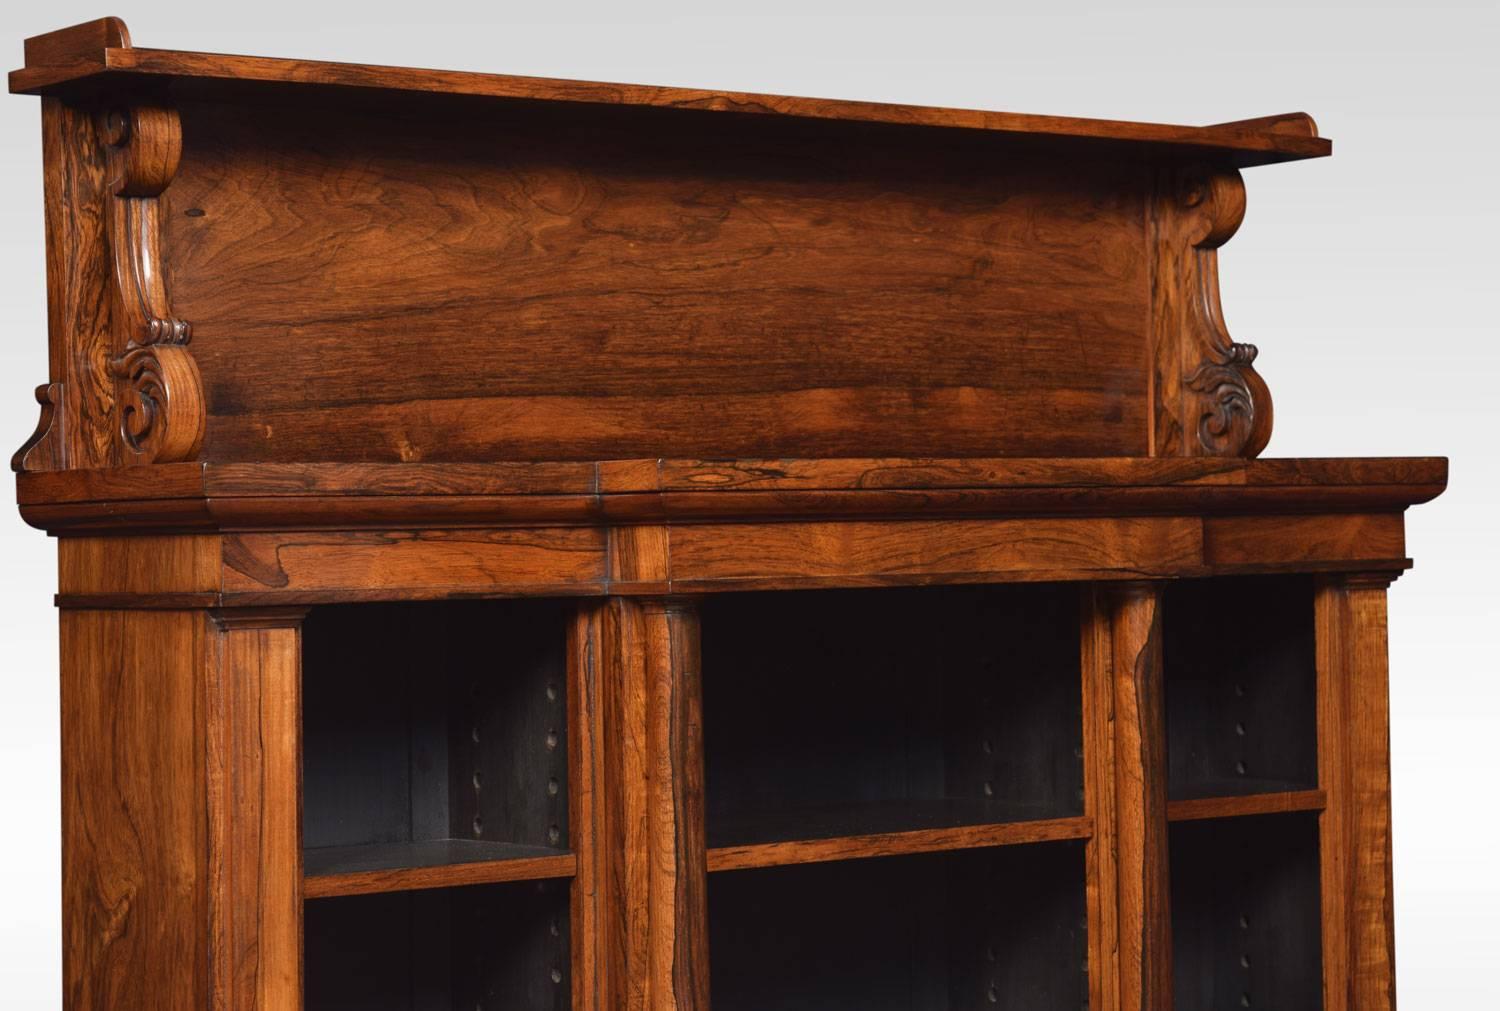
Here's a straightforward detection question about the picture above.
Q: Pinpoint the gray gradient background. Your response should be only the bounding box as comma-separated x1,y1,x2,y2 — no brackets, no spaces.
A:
1,1,1495,1005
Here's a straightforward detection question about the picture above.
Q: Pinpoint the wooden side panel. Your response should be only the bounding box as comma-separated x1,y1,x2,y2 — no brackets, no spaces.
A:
163,94,1153,463
1317,576,1398,1010
570,602,609,1010
1082,589,1121,1011
60,610,210,1009
592,597,710,1010
1097,584,1172,1011
206,612,304,1010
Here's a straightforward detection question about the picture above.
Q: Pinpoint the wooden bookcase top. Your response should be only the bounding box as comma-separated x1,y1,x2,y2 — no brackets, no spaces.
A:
12,17,1329,167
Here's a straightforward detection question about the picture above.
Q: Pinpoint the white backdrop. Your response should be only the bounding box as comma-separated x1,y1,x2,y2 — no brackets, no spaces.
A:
1,1,1495,1005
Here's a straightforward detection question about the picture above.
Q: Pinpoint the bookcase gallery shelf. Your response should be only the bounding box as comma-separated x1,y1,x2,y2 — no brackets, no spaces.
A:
9,16,1444,1011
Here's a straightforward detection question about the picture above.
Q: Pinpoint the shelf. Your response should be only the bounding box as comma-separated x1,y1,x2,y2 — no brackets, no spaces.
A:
1172,812,1322,1005
709,812,1091,873
708,797,1075,848
304,841,577,899
1167,789,1325,824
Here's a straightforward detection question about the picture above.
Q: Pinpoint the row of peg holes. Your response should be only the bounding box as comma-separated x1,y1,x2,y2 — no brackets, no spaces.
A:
468,681,563,848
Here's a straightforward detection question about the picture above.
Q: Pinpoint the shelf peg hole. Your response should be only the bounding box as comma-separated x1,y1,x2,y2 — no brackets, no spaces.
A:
472,815,484,838
548,777,560,796
545,729,559,751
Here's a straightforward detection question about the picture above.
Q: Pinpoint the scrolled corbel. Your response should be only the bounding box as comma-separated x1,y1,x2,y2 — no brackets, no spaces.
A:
1151,163,1273,458
97,103,204,463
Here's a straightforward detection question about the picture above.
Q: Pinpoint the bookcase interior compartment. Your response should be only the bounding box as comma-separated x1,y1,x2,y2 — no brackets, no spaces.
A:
304,879,569,1010
701,584,1083,847
1164,576,1318,801
1171,812,1323,1009
301,600,570,879
708,840,1087,1010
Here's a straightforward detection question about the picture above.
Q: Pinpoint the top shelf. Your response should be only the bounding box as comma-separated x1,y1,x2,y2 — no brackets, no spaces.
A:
12,18,1329,167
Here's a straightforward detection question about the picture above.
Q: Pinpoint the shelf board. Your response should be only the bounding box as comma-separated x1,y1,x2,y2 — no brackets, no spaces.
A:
303,840,576,899
1167,789,1326,823
708,798,1077,850
707,815,1092,873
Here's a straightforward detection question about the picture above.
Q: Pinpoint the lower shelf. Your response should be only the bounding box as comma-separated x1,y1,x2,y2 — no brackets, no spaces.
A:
1172,811,1322,1009
305,878,569,1011
708,840,1088,1011
304,840,576,899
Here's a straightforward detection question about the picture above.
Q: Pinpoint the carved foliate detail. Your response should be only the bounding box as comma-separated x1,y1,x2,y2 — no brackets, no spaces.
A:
98,105,204,463
1152,165,1273,458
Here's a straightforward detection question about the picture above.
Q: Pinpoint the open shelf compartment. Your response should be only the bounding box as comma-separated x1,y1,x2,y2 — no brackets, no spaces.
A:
301,600,571,896
709,840,1087,1010
1171,811,1323,1009
701,584,1084,863
1165,575,1318,802
305,878,569,1011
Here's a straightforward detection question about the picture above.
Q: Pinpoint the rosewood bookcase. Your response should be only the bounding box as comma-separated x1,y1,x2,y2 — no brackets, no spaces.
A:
8,17,1445,1011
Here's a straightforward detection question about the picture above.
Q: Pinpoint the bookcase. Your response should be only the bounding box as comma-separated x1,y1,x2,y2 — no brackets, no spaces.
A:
8,17,1445,1011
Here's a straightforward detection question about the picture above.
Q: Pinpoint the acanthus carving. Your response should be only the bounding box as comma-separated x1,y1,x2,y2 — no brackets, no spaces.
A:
1152,165,1273,458
99,104,204,464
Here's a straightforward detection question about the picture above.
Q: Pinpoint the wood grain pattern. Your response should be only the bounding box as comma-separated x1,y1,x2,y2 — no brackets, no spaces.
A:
35,97,115,470
1204,512,1406,566
61,609,210,1009
570,602,610,1011
219,528,605,596
1103,584,1172,1011
206,610,304,1010
1082,588,1122,1011
1317,575,1399,1010
10,29,1332,167
302,850,577,900
1165,788,1326,823
58,534,221,595
596,598,710,1011
706,815,1091,873
16,456,1449,535
160,94,1155,464
665,516,1203,591
22,17,130,67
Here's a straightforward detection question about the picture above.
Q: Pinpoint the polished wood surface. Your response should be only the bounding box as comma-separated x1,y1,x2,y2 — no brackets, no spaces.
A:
706,815,1092,873
1101,585,1173,1011
11,18,1343,473
206,610,303,1010
61,610,210,1008
11,20,1329,167
1318,575,1401,1010
7,17,1440,1011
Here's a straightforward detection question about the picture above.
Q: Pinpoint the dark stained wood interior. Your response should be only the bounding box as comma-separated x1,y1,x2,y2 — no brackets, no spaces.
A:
708,842,1088,1011
301,600,571,874
1171,813,1323,1009
1165,576,1319,801
701,585,1083,848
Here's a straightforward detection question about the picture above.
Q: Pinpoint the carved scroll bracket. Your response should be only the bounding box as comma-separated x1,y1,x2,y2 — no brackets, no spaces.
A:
1151,165,1273,458
99,104,204,464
